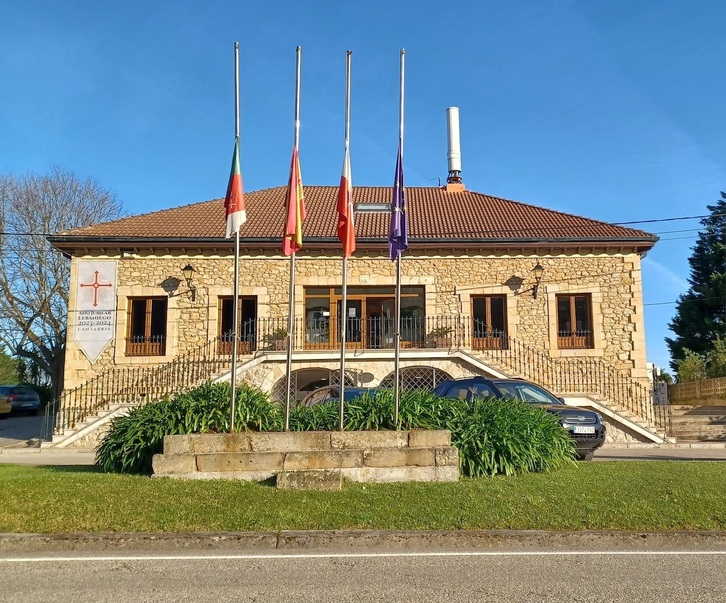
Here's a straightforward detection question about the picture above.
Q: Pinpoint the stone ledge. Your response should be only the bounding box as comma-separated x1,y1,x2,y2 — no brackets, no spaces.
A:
152,430,460,485
277,470,343,491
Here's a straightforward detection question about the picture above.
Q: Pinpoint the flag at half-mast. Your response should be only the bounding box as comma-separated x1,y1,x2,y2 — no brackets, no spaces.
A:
336,146,356,257
224,138,247,238
388,142,408,260
282,146,306,256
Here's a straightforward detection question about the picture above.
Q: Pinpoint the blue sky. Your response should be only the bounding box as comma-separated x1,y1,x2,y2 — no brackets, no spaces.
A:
1,0,724,371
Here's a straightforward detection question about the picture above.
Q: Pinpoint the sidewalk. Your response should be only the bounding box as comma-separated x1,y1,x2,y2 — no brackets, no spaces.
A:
0,447,96,465
1,443,725,466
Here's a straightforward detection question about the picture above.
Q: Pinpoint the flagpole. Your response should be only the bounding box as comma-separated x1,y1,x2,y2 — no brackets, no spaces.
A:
284,46,302,431
230,42,241,431
393,48,405,426
339,50,352,431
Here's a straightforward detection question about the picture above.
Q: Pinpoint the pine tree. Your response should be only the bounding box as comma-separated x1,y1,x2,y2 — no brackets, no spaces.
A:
666,192,726,372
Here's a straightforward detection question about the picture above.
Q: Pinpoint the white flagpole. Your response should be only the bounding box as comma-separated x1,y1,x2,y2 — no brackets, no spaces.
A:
230,42,241,431
284,46,302,431
339,50,352,431
393,49,405,426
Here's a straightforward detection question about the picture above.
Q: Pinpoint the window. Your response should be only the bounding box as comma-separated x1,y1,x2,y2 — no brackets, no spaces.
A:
556,294,593,349
218,296,257,354
126,297,167,356
471,295,507,350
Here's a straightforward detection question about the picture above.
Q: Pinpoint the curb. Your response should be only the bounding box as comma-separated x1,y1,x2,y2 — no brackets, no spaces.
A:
601,442,726,449
1,530,725,553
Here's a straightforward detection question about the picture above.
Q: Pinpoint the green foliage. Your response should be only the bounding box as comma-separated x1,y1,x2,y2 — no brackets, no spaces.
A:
96,382,281,474
98,383,574,477
706,336,726,378
0,350,19,385
667,192,726,373
675,349,708,382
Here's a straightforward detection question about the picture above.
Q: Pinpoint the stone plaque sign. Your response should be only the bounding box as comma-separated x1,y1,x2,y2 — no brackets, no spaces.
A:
74,260,117,363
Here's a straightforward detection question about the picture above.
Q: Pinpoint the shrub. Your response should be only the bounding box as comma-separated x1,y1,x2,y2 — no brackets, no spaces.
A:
97,383,575,477
676,348,708,382
95,382,280,474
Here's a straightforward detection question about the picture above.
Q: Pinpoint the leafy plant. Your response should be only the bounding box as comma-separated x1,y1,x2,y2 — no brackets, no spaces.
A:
676,348,708,382
264,327,288,343
427,326,453,339
97,382,575,477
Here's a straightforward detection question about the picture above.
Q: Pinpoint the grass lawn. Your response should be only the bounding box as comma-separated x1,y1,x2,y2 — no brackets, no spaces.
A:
0,461,724,533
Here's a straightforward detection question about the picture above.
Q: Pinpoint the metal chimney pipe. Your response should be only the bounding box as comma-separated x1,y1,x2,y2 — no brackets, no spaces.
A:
446,106,462,184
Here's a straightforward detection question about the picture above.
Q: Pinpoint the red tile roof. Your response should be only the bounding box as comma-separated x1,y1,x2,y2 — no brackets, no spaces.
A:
50,186,657,249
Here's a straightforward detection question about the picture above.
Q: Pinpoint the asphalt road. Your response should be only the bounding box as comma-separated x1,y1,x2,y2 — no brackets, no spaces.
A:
0,413,45,447
2,548,725,602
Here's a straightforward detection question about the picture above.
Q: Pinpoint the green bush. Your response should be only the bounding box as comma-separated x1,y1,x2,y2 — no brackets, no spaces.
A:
95,382,280,474
676,348,708,382
97,383,575,477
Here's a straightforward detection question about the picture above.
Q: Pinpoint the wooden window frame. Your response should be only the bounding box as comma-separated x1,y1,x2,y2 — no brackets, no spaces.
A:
471,294,507,350
125,297,167,357
217,296,257,355
556,294,594,349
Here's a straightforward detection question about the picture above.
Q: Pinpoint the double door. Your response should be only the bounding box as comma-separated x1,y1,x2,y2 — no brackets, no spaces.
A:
334,297,395,349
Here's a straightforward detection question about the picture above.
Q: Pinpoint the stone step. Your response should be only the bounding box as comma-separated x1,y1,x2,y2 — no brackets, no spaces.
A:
671,417,726,426
671,425,726,438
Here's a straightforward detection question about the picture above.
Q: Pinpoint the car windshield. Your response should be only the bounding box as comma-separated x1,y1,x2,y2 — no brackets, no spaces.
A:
12,387,35,395
494,382,561,405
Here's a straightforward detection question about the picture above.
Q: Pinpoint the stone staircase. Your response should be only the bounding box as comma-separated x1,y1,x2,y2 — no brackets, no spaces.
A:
669,406,726,442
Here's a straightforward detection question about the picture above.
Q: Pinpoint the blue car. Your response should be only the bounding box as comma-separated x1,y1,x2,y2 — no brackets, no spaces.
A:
301,386,378,407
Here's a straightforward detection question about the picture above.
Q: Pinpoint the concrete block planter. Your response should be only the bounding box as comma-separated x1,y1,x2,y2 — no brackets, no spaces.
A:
152,430,459,489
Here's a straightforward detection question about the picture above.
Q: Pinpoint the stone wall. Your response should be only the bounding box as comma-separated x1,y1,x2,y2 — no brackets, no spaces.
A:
63,250,648,392
152,430,460,488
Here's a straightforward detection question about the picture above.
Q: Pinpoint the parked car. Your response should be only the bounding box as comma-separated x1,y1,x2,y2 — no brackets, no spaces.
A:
301,386,378,407
0,385,42,415
0,392,10,419
432,377,605,460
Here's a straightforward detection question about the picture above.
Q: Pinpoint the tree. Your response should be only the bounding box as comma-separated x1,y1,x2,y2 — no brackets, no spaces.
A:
666,192,726,374
0,167,125,399
707,335,726,378
0,349,19,384
675,349,707,383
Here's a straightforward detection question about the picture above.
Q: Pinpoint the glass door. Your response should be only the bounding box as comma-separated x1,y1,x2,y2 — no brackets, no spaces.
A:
380,298,396,349
337,299,363,348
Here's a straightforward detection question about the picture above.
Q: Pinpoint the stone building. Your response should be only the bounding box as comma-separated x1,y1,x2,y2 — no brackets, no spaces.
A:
48,181,667,446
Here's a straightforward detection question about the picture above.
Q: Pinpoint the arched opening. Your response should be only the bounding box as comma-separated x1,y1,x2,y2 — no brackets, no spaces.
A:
379,366,453,392
270,368,356,403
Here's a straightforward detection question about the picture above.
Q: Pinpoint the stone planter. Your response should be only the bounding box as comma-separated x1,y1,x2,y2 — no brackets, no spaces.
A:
152,430,460,489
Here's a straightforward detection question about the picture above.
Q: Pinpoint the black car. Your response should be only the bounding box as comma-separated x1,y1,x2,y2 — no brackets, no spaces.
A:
433,377,605,460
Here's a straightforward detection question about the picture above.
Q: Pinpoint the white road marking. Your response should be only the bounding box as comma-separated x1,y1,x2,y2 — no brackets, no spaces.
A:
1,550,725,563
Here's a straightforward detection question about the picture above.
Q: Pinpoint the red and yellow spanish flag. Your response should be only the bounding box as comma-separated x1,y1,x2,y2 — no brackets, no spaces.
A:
224,138,247,238
336,146,356,257
282,146,306,256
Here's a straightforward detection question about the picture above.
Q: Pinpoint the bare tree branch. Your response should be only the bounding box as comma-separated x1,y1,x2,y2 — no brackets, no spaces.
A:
0,167,125,398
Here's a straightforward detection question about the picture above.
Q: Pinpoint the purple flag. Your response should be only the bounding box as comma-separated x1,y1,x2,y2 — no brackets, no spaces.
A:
389,143,408,260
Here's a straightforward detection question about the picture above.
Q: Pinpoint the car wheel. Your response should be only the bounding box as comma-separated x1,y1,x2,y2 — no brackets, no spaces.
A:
0,414,8,420
576,451,594,461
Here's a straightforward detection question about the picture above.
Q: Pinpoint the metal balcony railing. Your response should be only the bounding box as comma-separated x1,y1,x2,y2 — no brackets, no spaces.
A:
45,316,670,437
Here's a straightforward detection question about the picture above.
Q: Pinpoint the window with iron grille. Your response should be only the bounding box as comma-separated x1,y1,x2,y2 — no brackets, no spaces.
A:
379,366,453,391
471,295,507,350
218,296,257,354
556,294,594,349
126,297,167,356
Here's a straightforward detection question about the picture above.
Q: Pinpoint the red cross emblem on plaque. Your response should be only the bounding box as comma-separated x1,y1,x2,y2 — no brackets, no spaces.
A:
79,271,113,307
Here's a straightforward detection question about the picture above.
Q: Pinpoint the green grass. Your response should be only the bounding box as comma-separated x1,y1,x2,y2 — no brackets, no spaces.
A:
1,462,725,533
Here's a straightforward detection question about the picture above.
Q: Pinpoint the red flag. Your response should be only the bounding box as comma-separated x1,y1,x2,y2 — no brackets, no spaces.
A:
224,138,246,238
282,147,306,255
336,146,356,257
